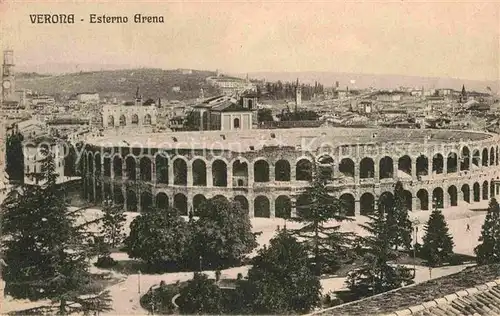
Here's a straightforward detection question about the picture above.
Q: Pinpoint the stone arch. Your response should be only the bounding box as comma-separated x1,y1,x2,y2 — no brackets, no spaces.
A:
94,152,101,176
339,193,355,216
473,182,480,202
233,117,240,129
491,179,496,199
296,194,310,216
234,195,249,213
103,183,112,202
472,149,480,168
155,154,169,184
113,155,123,177
107,115,114,127
296,158,313,181
416,155,428,176
192,158,207,186
141,191,153,212
482,180,489,200
232,158,248,187
174,193,188,215
213,195,229,204
339,158,355,178
461,184,470,203
447,151,458,173
432,187,444,209
103,156,111,177
461,146,470,171
379,156,394,179
155,192,169,210
402,190,413,211
125,156,136,180
114,185,123,205
432,153,444,174
490,147,496,166
119,115,126,126
275,195,292,219
87,152,94,174
496,146,499,165
131,114,139,125
139,156,152,181
173,158,188,185
317,155,334,180
193,194,207,216
144,114,152,125
398,155,412,178
360,192,375,215
212,159,228,187
417,189,429,211
482,148,489,167
95,181,102,204
275,159,291,181
126,190,137,212
448,185,458,207
254,196,270,218
379,191,394,213
254,159,269,182
360,157,375,179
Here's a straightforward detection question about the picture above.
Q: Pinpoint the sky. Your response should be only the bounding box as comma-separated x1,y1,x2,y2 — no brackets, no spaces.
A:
0,0,499,81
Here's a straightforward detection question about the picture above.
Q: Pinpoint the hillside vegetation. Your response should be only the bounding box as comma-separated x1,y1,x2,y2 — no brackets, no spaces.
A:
16,68,218,100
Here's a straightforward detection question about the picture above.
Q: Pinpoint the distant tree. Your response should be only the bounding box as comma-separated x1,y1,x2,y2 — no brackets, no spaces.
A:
475,198,500,264
177,272,223,315
125,207,190,269
387,182,412,250
292,169,354,275
346,199,414,298
257,108,274,123
1,146,112,315
420,207,454,267
188,196,257,269
238,229,322,314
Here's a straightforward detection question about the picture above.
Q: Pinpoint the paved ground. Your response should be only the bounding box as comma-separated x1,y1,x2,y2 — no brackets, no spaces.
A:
0,200,490,315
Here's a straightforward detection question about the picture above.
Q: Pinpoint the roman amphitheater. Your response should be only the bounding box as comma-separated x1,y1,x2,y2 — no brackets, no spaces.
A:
81,128,500,218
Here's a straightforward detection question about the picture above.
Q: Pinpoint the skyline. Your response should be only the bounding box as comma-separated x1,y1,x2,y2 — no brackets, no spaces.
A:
0,1,499,83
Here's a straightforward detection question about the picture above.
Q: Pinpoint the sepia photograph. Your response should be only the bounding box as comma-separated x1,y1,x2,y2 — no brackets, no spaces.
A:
1,0,500,315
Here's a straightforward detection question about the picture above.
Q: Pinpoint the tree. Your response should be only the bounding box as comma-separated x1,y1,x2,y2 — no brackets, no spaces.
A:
177,272,223,315
94,200,127,267
475,198,500,264
238,229,322,314
189,196,257,269
257,108,274,123
1,146,112,315
386,182,412,250
5,125,24,184
125,207,190,269
346,199,414,298
420,207,454,267
292,170,354,275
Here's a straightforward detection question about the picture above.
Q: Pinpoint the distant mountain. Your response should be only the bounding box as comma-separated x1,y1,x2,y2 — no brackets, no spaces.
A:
16,68,218,100
242,71,499,93
16,63,135,75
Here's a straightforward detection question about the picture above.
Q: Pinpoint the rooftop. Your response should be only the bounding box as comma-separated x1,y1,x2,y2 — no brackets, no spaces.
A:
86,127,492,152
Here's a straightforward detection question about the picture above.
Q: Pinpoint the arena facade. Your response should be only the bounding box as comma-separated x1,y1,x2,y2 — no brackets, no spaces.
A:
81,128,500,218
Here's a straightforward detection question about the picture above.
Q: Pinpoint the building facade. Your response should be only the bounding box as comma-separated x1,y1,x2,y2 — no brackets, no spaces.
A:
102,103,158,132
81,128,500,218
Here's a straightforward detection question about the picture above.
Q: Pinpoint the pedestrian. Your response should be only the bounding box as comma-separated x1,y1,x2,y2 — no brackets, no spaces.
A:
466,223,470,232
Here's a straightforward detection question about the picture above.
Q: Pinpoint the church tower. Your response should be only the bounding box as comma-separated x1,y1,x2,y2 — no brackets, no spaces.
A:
460,85,468,103
2,50,15,104
295,78,302,111
134,86,142,106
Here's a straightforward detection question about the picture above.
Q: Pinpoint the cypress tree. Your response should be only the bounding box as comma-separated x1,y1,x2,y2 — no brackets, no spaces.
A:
421,207,454,267
346,199,414,298
1,144,112,314
387,182,412,250
292,165,355,275
475,198,500,264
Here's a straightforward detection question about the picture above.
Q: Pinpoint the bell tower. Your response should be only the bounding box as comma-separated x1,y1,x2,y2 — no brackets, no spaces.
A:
2,50,15,103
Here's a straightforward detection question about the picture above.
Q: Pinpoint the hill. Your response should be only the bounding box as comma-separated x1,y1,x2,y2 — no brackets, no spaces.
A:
16,68,218,100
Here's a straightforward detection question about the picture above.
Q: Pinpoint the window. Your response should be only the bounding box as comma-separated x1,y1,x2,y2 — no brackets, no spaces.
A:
233,117,240,129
